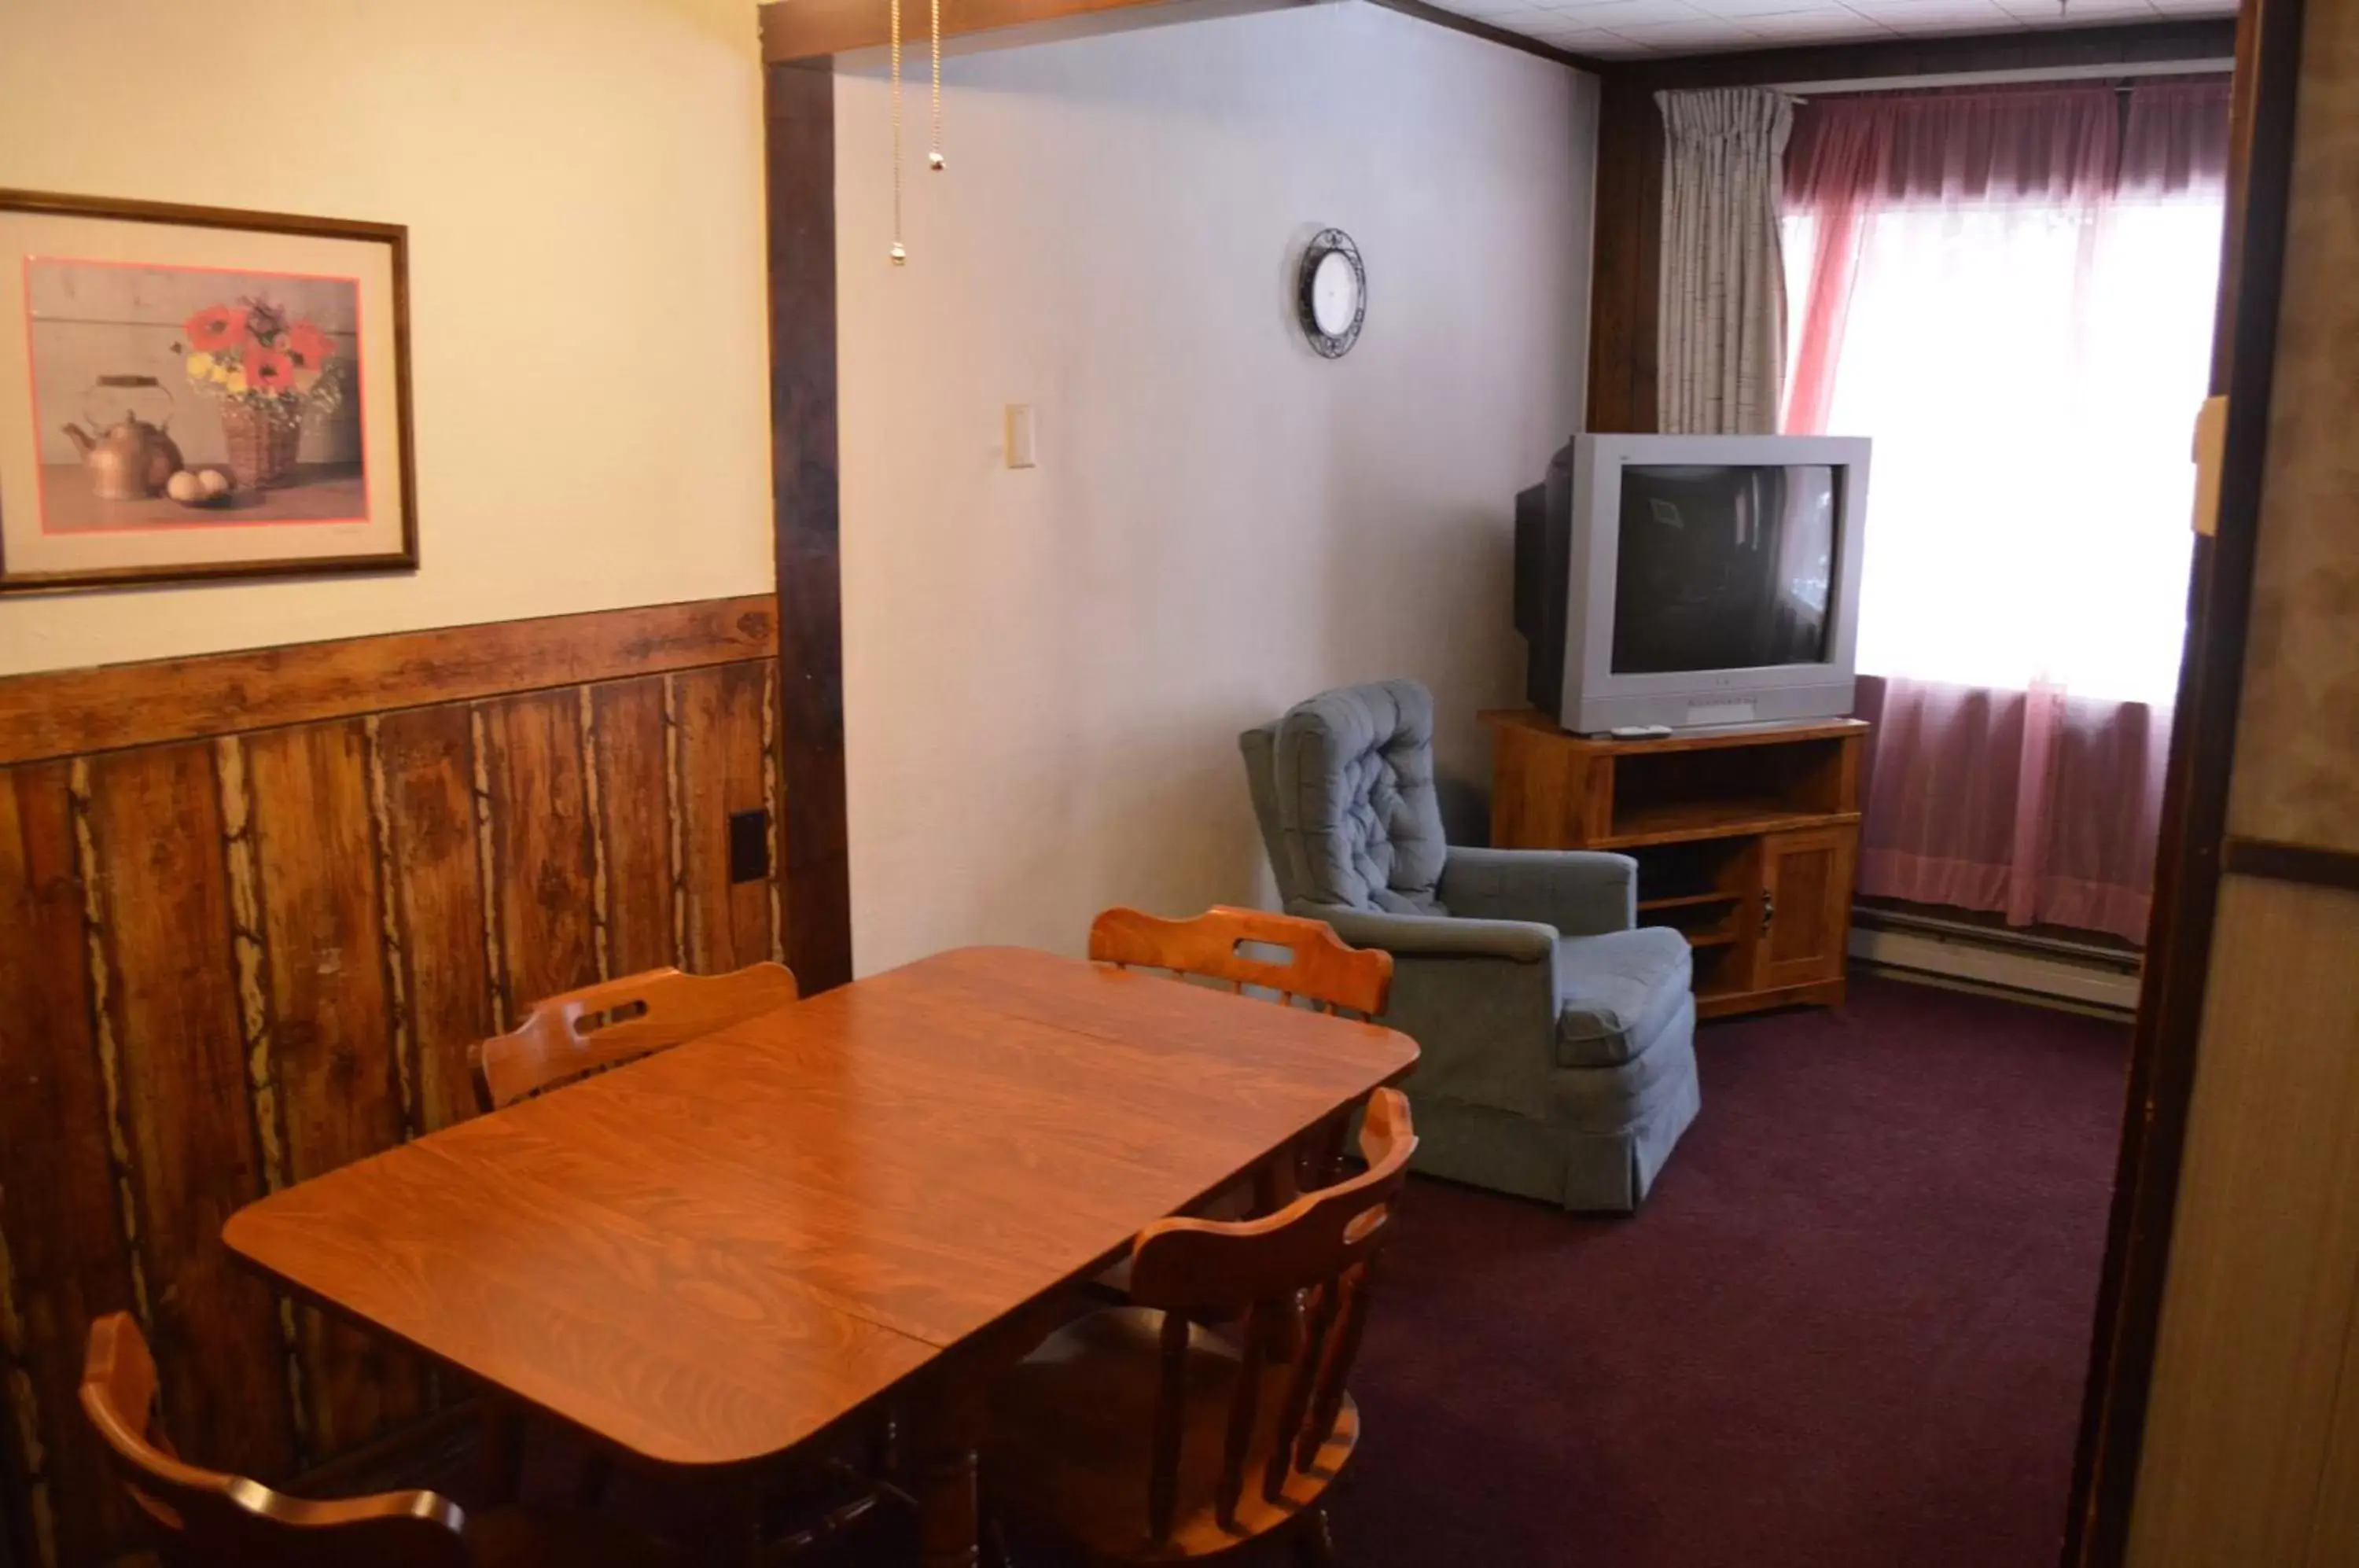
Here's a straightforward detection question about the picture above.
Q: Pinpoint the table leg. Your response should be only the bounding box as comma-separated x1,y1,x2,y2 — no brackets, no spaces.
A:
915,1439,980,1568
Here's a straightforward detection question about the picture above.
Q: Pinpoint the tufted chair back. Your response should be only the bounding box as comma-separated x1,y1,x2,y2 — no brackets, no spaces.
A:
1239,680,1450,916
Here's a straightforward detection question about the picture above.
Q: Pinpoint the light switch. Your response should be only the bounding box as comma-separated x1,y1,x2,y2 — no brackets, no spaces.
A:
1005,403,1037,469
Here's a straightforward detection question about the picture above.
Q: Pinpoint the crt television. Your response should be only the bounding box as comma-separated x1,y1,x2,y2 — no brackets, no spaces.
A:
1514,433,1872,734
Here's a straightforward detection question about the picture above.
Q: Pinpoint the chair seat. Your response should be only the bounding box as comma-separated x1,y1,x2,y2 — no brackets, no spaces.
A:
985,1307,1357,1562
464,1504,679,1568
1552,926,1695,1069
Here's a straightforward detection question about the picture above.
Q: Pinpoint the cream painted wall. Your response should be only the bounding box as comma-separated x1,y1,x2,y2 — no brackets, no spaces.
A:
0,0,773,675
837,1,1596,974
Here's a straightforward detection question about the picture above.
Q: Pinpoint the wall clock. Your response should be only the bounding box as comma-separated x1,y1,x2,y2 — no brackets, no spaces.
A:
1297,228,1365,359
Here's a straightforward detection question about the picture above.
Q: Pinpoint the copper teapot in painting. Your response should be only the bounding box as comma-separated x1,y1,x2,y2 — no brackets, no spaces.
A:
61,374,185,501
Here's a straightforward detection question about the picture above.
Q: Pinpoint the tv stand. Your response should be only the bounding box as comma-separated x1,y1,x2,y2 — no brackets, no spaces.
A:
1480,709,1871,1019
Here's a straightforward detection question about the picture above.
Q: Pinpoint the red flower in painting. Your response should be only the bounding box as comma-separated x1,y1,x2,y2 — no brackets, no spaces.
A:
285,321,335,371
183,304,247,352
245,346,297,394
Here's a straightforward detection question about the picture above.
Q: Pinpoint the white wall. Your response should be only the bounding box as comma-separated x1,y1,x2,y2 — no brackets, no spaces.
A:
0,0,773,675
837,0,1596,973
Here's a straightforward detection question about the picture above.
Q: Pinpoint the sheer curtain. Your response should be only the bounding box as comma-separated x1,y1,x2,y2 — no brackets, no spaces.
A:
1783,81,2230,941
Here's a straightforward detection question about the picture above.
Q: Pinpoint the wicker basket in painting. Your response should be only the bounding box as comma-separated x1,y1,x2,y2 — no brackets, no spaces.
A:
219,402,303,489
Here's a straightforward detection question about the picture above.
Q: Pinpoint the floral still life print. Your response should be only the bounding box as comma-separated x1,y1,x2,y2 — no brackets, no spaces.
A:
0,189,414,591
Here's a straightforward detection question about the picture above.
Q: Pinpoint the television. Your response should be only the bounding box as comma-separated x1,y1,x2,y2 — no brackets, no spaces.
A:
1514,433,1872,734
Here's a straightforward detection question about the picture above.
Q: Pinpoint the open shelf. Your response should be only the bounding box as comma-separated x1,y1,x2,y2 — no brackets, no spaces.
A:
1682,930,1740,950
1603,800,1860,848
1637,890,1743,913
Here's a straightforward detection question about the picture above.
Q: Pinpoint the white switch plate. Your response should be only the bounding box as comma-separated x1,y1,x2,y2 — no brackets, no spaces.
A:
1005,403,1037,469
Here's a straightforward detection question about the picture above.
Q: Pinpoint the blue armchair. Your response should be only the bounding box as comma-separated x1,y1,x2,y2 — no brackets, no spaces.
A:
1240,679,1700,1212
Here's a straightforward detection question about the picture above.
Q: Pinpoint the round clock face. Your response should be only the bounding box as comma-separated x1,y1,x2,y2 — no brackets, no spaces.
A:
1296,228,1364,359
1310,250,1360,337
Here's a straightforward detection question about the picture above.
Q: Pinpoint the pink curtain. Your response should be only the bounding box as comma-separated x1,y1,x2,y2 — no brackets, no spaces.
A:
1784,80,2229,945
1784,86,2125,435
1854,676,2171,943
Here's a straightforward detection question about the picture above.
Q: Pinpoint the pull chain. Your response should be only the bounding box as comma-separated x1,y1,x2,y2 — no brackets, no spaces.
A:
889,0,907,264
928,0,944,172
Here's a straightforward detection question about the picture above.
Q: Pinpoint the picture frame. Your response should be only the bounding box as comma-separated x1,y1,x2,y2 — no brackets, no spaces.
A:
0,188,417,593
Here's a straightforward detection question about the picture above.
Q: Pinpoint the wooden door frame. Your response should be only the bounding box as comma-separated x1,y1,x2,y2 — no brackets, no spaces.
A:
2061,0,2309,1560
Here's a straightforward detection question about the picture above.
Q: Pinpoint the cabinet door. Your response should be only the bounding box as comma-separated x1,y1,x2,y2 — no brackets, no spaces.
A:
1754,826,1858,992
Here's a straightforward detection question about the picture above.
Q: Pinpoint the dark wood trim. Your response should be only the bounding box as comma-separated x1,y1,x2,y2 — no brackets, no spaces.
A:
760,0,1264,61
2063,0,2307,1562
1584,73,1663,433
0,595,778,765
1633,18,2236,90
764,61,855,996
2220,837,2359,893
0,188,420,594
1364,0,1609,72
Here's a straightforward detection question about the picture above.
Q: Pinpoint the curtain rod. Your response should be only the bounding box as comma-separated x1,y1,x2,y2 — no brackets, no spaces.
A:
1772,57,2232,97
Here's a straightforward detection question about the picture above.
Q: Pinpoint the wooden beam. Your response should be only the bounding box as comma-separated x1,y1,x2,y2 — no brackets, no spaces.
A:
760,0,1252,61
0,595,778,766
764,60,856,994
1634,17,2236,90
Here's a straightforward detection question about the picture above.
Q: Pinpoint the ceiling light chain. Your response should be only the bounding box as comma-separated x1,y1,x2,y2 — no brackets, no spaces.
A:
930,0,946,173
889,0,906,265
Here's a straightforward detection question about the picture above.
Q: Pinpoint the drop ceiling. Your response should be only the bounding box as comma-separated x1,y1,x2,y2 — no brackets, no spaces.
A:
1422,0,2238,60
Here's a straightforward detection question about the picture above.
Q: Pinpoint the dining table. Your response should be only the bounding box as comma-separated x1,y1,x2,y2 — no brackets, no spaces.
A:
223,944,1420,1566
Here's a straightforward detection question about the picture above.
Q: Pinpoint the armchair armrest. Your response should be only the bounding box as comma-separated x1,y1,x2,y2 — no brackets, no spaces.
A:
1440,846,1638,937
1290,901,1556,963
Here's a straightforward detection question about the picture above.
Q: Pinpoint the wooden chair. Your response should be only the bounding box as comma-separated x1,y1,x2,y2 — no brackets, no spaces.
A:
981,1089,1417,1566
1090,907,1393,1223
79,1312,675,1568
1087,907,1392,1019
470,961,800,1110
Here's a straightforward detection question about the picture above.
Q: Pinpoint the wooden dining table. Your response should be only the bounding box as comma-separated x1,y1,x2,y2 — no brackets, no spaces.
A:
223,944,1419,1566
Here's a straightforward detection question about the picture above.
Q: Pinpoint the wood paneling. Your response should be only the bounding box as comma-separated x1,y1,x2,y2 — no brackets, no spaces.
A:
476,690,602,1018
590,677,679,977
241,723,425,1459
0,595,776,767
1586,74,1663,434
81,743,298,1481
767,59,854,993
0,765,135,1568
371,706,493,1140
675,663,778,974
0,599,787,1567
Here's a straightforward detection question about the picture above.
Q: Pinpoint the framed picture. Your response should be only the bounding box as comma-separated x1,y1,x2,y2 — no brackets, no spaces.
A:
0,189,415,592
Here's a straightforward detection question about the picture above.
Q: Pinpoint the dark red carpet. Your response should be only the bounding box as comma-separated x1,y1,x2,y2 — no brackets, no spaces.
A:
1337,975,2129,1568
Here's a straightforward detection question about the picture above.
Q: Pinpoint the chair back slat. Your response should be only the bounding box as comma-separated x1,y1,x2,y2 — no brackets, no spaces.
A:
1087,907,1391,1018
1124,1091,1415,1542
1147,1309,1191,1543
471,961,798,1110
81,1314,473,1568
1213,1303,1266,1529
1298,1268,1378,1473
1263,1272,1342,1504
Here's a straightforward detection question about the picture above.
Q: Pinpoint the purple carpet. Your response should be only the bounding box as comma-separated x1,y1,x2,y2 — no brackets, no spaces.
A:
1335,975,2129,1568
497,975,2129,1567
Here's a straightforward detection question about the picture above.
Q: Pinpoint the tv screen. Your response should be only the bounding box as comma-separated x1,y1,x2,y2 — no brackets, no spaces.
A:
1610,463,1840,675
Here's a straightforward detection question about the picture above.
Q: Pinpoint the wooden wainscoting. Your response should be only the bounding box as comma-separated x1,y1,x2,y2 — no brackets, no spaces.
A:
0,596,782,1568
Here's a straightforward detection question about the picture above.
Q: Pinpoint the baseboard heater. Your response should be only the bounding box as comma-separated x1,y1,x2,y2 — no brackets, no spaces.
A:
1847,905,2143,1017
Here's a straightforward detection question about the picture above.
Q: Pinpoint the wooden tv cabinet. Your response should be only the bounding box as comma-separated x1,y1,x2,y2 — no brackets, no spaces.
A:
1480,709,1870,1019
